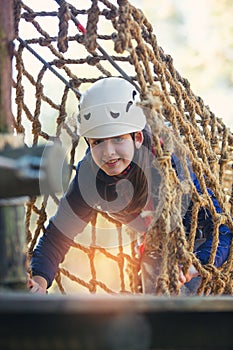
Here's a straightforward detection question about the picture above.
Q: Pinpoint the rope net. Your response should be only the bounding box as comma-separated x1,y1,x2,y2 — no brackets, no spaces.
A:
12,0,233,295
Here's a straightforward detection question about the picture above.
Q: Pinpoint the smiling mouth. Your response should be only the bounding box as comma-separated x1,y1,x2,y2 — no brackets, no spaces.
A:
104,159,120,167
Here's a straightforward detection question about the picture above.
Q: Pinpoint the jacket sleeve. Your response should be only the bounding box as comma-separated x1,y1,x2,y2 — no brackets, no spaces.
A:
31,223,73,288
186,170,232,267
31,158,95,288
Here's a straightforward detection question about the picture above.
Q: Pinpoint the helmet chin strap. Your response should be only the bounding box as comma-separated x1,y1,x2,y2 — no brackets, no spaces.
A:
84,137,89,145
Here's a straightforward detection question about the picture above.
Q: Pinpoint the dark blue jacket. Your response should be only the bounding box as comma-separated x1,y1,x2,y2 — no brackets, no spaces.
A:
31,150,232,287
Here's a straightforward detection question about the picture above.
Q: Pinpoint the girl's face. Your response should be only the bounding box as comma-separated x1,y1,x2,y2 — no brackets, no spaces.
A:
88,132,143,176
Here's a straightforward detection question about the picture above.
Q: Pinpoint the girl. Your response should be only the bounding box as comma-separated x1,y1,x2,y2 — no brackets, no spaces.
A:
28,77,232,294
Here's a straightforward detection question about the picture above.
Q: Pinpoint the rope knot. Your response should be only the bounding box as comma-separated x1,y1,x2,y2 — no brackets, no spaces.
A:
53,59,66,69
38,37,52,47
86,55,100,66
75,34,85,44
89,279,96,293
69,79,82,89
102,9,118,20
139,84,162,112
23,13,36,22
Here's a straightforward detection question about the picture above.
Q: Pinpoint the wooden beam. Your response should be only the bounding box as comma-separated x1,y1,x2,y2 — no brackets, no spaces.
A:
0,294,233,349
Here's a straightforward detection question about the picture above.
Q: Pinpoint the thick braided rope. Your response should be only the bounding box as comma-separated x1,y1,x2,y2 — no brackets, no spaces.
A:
57,0,70,53
13,0,233,295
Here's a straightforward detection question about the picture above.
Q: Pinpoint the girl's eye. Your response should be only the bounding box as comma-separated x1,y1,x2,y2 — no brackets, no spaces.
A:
90,139,103,147
113,137,123,143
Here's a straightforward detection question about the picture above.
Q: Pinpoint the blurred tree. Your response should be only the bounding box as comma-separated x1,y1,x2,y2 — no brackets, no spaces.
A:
211,0,233,86
134,0,233,127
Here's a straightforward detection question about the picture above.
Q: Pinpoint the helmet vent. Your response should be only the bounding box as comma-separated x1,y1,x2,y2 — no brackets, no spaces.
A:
84,113,91,120
126,101,133,112
132,90,137,100
110,111,120,119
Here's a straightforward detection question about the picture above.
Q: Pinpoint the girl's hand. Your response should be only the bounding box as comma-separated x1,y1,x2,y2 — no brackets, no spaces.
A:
178,264,199,287
27,273,47,294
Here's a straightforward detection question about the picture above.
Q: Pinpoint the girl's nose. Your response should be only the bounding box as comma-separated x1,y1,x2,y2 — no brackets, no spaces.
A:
103,140,116,157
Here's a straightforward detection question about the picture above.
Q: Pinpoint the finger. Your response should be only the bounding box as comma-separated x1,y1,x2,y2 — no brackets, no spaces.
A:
29,284,46,294
178,270,186,285
29,285,42,294
27,278,34,289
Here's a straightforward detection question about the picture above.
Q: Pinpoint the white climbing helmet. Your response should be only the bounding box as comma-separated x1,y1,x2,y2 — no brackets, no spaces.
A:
78,77,146,138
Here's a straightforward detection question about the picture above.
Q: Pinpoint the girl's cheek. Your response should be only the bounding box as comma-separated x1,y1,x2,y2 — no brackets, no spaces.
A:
91,149,102,164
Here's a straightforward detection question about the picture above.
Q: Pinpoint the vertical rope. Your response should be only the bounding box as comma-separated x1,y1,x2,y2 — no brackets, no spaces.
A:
85,0,100,53
13,0,233,295
117,225,126,292
57,0,70,53
32,66,46,145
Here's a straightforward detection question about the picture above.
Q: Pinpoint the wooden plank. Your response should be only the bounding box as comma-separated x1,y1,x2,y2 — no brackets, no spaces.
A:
1,293,233,313
0,293,232,349
0,200,26,288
